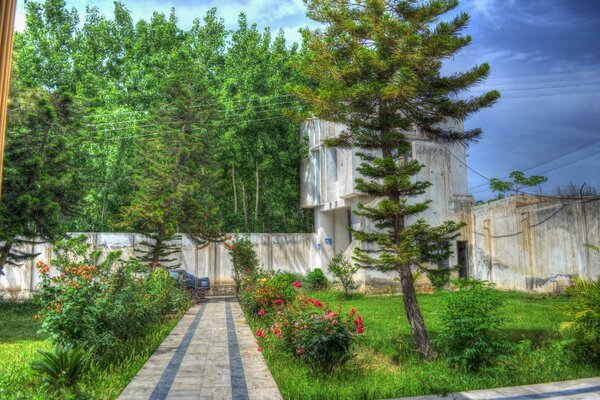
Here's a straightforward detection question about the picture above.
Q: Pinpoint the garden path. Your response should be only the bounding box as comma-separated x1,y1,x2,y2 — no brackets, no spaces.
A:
118,297,282,400
397,376,600,399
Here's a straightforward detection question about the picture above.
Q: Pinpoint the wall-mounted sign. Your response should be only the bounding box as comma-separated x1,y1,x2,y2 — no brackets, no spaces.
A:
324,238,333,246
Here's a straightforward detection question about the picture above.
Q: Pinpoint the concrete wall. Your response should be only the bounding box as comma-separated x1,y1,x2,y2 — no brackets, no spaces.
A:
469,196,600,293
0,233,320,298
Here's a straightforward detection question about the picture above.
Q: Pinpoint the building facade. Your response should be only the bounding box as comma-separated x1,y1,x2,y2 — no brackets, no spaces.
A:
299,118,473,290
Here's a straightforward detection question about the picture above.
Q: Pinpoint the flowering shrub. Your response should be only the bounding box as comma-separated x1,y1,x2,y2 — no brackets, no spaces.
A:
239,273,296,316
289,306,362,373
35,235,190,359
249,279,364,373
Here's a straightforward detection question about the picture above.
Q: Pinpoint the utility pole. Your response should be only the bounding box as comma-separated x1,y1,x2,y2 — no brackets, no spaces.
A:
0,0,18,201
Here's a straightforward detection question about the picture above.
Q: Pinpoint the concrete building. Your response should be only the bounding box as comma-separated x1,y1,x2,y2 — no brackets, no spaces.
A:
299,118,473,291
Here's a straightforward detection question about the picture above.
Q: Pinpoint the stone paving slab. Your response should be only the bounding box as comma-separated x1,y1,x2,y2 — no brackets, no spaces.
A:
119,298,282,400
396,376,600,400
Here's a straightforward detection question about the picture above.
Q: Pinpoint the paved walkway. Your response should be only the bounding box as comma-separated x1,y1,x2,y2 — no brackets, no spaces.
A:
119,297,282,400
398,376,600,400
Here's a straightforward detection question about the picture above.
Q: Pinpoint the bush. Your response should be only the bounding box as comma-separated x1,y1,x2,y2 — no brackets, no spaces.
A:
255,296,364,373
560,276,600,365
328,253,359,295
35,235,190,360
307,268,329,290
228,236,260,293
434,279,508,371
427,268,452,290
238,273,296,317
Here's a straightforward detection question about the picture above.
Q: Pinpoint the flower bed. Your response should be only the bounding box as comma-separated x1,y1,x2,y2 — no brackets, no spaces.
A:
239,273,364,373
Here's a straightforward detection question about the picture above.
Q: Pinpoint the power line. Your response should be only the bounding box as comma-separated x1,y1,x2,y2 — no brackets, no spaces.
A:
469,149,600,195
468,137,600,190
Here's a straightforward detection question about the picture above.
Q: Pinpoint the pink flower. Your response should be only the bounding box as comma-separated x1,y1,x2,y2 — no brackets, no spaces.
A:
295,348,305,356
292,281,302,288
294,322,300,328
273,299,284,306
258,309,266,317
332,319,338,325
277,310,283,316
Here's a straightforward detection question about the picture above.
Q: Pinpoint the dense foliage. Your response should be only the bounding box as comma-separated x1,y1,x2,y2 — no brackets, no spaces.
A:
560,276,600,365
292,0,499,359
435,279,508,371
2,0,313,273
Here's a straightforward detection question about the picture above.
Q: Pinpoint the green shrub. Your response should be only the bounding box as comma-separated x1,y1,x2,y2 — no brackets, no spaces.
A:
427,268,452,290
560,276,600,365
307,268,329,290
31,344,89,398
328,253,359,295
434,279,508,371
35,235,190,361
228,236,260,293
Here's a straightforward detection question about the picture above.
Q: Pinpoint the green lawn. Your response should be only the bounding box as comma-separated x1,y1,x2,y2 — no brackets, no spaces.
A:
0,300,183,399
252,290,600,400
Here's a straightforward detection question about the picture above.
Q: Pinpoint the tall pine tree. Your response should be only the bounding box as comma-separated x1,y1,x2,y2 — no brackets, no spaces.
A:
293,0,499,359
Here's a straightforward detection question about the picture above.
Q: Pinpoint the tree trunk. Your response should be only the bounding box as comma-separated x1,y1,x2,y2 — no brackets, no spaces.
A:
241,182,248,227
232,163,238,214
151,228,164,267
0,240,13,276
255,162,259,221
399,264,435,360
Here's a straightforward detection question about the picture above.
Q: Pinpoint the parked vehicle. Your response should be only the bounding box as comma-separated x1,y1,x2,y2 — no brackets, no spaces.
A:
168,269,210,301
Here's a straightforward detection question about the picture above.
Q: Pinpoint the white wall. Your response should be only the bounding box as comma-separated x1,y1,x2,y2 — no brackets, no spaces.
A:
470,196,600,292
0,233,321,297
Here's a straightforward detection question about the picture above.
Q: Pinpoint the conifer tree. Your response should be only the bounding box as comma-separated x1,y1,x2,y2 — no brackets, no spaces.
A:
293,0,499,359
119,54,224,268
0,71,83,275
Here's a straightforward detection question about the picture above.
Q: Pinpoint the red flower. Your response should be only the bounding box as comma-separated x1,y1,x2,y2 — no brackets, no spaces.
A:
258,309,266,317
273,299,284,306
257,347,262,352
357,325,364,334
356,314,363,325
292,281,302,288
256,329,265,337
311,299,323,309
350,308,356,315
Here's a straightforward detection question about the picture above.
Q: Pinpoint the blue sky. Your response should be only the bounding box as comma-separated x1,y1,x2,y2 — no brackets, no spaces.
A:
15,0,600,199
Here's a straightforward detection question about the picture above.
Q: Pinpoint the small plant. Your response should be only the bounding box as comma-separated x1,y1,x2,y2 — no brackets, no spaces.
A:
434,279,508,371
328,253,359,295
228,236,260,293
560,276,600,365
31,344,88,398
427,268,452,290
306,268,329,290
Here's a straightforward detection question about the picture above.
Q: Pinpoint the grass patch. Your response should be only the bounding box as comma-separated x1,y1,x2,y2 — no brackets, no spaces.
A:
249,290,600,399
0,300,185,399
